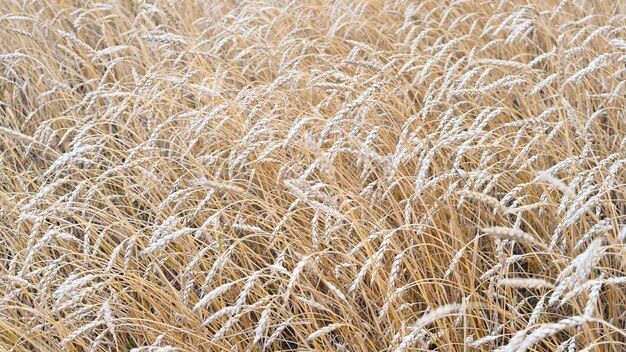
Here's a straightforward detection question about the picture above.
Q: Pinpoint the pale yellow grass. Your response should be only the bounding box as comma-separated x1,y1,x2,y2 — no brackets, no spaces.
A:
0,0,625,351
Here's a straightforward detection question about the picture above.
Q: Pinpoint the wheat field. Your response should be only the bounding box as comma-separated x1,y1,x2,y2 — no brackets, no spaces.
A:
0,0,625,351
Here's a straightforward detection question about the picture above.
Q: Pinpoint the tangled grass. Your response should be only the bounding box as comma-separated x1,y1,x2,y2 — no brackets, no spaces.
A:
1,0,625,351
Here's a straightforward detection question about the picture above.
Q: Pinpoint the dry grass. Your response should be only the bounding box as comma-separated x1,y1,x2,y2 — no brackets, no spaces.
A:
0,0,625,351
